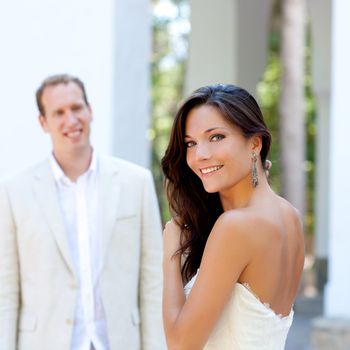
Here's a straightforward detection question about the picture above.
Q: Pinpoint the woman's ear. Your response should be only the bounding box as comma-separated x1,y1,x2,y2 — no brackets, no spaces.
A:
251,135,262,153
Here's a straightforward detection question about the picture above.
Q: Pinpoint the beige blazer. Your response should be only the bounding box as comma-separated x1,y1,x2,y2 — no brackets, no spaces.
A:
0,156,166,350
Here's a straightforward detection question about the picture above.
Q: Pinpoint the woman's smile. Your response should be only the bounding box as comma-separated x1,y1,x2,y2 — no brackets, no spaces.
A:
200,165,223,176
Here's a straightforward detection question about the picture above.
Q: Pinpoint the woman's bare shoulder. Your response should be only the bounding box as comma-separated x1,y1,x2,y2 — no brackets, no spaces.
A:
210,208,271,246
220,207,282,231
212,200,302,249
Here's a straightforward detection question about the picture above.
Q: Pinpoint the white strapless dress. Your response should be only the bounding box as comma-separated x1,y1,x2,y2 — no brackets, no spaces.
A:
184,274,293,350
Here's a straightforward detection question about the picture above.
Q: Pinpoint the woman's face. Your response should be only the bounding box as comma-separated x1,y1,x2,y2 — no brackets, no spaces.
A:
185,104,256,194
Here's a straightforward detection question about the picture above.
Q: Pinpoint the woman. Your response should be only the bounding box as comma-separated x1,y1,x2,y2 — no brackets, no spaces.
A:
161,84,305,350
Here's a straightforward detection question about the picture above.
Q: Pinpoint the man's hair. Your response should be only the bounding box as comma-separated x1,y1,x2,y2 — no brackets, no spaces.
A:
36,74,89,116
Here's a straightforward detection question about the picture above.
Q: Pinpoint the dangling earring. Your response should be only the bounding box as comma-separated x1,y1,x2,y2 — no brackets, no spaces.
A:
251,152,259,188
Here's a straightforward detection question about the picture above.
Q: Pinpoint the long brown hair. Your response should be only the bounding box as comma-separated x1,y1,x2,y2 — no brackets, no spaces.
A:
161,84,271,281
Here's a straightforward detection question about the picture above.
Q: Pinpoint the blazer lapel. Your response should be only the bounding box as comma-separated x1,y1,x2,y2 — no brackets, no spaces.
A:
33,160,76,277
97,156,121,275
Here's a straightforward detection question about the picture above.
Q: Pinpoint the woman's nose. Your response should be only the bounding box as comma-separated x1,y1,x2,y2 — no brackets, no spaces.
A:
195,143,211,160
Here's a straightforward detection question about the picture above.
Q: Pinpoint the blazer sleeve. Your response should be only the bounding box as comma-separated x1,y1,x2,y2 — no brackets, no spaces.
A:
139,170,167,350
0,183,19,350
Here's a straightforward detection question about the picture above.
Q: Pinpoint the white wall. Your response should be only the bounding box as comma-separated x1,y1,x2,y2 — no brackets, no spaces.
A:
0,0,151,177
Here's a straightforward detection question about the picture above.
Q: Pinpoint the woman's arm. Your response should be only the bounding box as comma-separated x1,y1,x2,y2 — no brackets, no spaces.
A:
162,220,186,348
162,212,253,350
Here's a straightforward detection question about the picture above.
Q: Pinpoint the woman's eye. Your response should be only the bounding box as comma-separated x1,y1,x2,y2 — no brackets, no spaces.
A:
185,141,196,148
211,134,225,142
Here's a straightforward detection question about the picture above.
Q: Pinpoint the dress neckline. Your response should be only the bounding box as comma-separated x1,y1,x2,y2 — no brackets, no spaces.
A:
236,282,294,320
184,273,294,320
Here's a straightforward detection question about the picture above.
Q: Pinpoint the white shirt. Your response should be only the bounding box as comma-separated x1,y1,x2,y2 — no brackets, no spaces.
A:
50,152,109,350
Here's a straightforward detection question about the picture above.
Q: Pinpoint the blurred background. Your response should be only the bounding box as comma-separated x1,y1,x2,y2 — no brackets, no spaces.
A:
0,0,349,349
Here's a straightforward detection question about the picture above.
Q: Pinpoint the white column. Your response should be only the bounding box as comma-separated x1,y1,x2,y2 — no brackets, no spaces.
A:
0,0,151,178
324,0,350,317
112,0,151,167
235,0,273,95
308,0,331,292
307,1,350,347
186,0,236,94
186,0,272,96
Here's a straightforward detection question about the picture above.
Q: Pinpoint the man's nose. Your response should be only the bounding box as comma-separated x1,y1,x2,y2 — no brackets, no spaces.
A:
65,112,78,125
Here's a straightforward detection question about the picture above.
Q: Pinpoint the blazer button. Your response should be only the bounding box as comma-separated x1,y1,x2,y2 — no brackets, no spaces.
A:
70,283,77,290
66,319,73,325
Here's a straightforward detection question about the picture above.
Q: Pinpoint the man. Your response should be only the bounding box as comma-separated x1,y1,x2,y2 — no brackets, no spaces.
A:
0,74,165,350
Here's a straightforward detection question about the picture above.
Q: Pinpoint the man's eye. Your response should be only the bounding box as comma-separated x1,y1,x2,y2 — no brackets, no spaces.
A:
54,110,64,117
72,105,83,112
185,141,196,148
211,134,225,142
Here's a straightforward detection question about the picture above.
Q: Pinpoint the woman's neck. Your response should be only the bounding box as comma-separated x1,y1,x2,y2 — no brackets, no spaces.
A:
219,170,272,211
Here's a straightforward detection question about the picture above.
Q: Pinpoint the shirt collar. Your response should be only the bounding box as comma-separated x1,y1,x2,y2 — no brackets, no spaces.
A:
50,149,97,184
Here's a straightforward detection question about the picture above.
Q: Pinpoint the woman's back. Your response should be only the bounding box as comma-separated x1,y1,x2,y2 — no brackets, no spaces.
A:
237,193,305,317
183,194,304,349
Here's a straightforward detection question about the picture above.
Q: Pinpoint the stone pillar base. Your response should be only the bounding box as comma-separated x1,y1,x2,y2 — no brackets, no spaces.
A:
315,257,328,293
312,317,350,350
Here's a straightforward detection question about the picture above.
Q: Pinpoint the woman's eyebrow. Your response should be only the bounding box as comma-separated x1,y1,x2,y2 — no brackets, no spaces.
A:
204,126,228,133
185,126,228,138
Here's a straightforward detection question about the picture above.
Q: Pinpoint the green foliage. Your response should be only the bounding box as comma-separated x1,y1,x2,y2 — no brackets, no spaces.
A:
151,0,188,222
304,31,316,238
257,52,282,193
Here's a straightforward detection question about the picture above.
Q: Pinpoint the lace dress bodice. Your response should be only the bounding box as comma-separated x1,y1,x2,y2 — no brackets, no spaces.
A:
184,274,293,350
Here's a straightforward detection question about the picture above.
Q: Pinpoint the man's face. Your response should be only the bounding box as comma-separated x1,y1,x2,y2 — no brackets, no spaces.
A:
39,82,93,154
